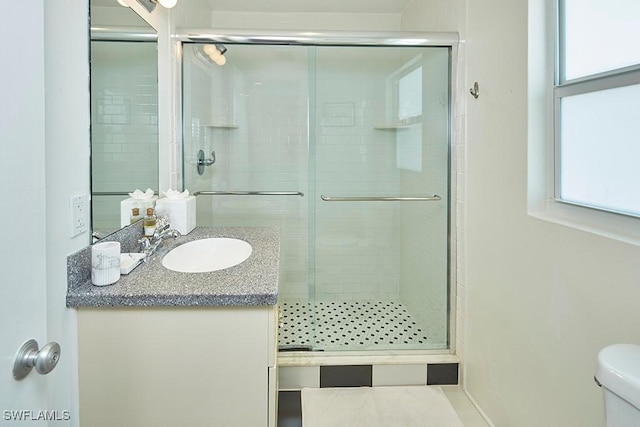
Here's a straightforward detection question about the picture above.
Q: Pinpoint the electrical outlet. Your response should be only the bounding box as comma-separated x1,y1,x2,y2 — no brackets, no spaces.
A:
70,194,88,237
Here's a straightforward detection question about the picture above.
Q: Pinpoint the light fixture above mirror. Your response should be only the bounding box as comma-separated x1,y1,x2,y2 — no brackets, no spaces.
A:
134,0,178,12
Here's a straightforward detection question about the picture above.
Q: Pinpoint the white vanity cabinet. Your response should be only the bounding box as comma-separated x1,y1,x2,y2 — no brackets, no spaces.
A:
77,305,278,427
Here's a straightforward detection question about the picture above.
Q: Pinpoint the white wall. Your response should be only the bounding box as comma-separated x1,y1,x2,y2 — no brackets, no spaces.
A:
405,0,640,425
208,12,402,31
44,0,92,424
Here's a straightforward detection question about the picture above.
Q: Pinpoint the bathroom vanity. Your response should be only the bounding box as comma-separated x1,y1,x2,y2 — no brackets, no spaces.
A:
67,227,280,427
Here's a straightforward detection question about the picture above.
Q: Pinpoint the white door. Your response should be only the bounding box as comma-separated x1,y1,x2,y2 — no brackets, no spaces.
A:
0,1,50,419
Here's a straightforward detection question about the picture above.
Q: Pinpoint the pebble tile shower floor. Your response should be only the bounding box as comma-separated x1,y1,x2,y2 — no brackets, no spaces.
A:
278,301,434,351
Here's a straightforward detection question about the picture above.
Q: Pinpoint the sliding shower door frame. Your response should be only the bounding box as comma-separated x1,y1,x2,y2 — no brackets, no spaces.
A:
175,29,460,358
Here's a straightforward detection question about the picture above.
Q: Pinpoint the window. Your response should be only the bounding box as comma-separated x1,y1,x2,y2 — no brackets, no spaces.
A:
555,0,640,217
394,61,423,172
398,66,422,121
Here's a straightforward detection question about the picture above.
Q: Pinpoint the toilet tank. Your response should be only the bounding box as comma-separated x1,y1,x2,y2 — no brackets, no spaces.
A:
596,344,640,427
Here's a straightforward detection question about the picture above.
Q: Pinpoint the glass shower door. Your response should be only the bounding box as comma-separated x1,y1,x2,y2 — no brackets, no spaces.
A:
181,43,316,350
310,46,451,351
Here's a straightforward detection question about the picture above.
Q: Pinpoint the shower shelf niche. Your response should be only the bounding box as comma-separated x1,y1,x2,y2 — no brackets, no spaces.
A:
373,116,422,130
205,123,239,128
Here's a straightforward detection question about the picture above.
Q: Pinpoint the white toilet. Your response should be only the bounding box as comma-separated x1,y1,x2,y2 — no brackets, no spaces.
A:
596,344,640,426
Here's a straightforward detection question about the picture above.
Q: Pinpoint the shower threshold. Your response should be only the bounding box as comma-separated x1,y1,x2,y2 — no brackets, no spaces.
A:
278,345,317,352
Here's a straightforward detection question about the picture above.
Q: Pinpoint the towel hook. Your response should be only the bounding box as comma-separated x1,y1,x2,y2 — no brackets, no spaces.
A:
197,149,216,175
469,81,479,99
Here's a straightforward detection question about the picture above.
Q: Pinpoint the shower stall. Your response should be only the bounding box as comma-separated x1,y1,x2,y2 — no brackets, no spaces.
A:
180,32,454,353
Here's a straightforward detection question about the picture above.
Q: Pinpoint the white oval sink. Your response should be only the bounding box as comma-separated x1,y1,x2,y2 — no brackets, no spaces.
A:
162,238,252,273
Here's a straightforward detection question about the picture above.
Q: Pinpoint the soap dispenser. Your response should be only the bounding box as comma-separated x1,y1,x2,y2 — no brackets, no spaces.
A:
143,208,157,237
130,207,142,224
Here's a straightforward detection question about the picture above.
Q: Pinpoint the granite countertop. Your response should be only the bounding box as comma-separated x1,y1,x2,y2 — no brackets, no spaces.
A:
66,227,280,307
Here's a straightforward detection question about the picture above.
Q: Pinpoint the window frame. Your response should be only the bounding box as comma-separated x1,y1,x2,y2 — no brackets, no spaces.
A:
527,0,640,246
553,0,640,217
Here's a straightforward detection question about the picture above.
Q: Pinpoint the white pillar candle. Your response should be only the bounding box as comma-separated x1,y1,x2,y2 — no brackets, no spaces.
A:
91,241,121,286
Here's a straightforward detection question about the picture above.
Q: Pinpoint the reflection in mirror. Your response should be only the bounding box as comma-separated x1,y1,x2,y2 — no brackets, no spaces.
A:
90,0,158,239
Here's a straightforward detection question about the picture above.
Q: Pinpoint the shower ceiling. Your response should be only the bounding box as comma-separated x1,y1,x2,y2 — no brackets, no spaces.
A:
206,0,412,14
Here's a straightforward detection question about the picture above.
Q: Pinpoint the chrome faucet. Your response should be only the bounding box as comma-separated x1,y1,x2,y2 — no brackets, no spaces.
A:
138,223,181,259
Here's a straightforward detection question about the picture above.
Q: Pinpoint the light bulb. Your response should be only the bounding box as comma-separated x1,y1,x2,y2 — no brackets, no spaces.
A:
203,45,226,66
158,0,178,8
203,45,217,56
116,0,130,6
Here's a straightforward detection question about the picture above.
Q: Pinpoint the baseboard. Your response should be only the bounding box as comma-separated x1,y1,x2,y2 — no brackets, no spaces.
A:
462,388,496,427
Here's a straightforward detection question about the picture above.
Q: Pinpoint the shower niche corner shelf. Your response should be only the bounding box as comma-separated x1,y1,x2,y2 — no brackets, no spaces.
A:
373,116,422,130
204,123,239,129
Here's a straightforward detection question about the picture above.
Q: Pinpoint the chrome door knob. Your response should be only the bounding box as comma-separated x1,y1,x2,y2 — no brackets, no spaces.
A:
13,339,61,380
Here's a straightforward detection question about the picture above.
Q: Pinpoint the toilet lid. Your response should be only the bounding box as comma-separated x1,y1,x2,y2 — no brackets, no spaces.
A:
596,343,640,409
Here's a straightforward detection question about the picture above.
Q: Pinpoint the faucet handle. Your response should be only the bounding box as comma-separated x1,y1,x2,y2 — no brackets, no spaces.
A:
152,224,170,241
138,237,151,251
156,215,170,230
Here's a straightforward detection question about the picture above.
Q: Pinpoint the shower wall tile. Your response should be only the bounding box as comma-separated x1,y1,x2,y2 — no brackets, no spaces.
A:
170,142,181,180
184,45,453,312
456,200,466,232
397,48,451,347
91,41,159,233
455,287,466,382
183,46,310,301
452,42,467,368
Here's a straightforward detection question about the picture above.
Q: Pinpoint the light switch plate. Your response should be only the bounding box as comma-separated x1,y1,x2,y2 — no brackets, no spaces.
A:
70,194,88,237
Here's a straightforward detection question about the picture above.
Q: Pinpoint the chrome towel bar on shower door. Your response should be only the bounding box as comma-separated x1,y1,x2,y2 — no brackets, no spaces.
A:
320,195,441,202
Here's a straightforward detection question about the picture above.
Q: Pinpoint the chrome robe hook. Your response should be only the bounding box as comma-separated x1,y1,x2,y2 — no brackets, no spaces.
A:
469,81,479,99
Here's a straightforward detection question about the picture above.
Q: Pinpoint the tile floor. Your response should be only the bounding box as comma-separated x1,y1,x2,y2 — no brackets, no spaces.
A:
279,301,445,351
278,386,489,426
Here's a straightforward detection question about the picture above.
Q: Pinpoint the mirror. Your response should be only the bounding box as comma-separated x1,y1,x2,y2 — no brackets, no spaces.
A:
89,0,158,239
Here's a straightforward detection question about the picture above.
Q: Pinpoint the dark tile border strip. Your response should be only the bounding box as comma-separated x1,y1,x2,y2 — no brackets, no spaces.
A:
320,365,373,388
278,391,302,427
315,363,458,388
427,363,459,385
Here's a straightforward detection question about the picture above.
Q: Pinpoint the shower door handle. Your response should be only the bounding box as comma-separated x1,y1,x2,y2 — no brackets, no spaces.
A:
320,195,441,202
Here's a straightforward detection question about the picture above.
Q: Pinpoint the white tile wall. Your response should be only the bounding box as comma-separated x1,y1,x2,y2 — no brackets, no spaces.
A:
183,45,452,339
451,41,467,368
91,41,158,233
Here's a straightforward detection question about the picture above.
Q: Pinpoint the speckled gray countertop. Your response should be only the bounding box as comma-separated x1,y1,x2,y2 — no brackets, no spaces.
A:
66,227,279,307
